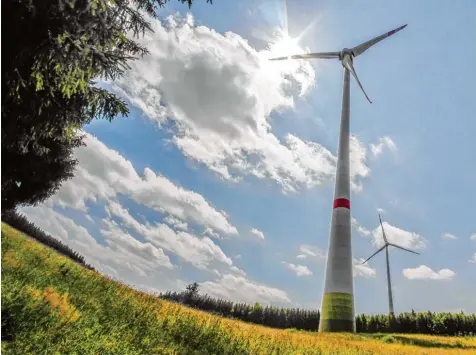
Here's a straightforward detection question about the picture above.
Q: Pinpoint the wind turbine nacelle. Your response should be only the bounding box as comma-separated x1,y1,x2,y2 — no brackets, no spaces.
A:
339,48,355,61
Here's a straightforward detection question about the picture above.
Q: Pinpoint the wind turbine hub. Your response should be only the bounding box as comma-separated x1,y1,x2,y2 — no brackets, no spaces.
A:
339,48,354,61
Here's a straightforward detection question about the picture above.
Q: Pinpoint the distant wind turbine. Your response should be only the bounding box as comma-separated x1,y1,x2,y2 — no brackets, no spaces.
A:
362,214,420,316
269,24,407,332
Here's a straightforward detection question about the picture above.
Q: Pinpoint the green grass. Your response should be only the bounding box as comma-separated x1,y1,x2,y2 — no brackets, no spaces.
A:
2,222,475,354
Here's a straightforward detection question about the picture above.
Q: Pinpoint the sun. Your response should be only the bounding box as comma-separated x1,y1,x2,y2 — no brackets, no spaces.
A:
267,32,306,60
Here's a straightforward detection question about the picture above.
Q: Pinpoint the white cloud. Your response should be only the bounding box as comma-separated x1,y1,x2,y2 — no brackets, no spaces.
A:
441,233,457,240
234,254,242,260
250,228,265,240
370,136,397,157
282,262,313,277
203,227,221,240
200,274,291,305
351,217,372,237
377,208,386,214
297,244,326,262
105,201,232,269
19,205,175,276
229,266,247,277
349,135,370,192
470,233,476,241
100,219,175,272
49,133,238,236
371,221,427,250
108,14,371,193
469,253,476,264
353,258,377,278
163,215,188,231
403,265,456,280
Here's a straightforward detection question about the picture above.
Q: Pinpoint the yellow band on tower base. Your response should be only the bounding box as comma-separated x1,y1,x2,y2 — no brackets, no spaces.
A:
319,292,355,332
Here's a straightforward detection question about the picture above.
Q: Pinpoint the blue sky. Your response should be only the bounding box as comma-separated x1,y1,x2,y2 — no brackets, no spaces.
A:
23,0,476,314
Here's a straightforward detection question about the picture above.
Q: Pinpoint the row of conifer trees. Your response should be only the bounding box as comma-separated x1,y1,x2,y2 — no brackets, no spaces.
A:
1,210,95,271
355,312,475,335
160,286,476,335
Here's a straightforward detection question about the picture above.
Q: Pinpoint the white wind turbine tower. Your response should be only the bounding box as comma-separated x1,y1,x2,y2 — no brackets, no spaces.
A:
269,24,407,332
362,213,420,316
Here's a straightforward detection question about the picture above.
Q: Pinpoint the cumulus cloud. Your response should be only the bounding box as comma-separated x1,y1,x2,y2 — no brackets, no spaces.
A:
352,217,426,250
105,201,232,269
353,258,376,278
282,262,313,277
250,228,265,240
49,133,238,236
370,136,397,157
351,217,372,237
349,136,370,192
469,253,476,264
100,219,175,275
377,208,386,214
107,13,371,193
202,227,221,240
163,215,188,231
211,269,221,277
297,244,326,262
441,233,457,240
229,266,247,276
371,221,427,250
200,274,291,305
470,233,476,241
20,205,174,276
403,265,456,280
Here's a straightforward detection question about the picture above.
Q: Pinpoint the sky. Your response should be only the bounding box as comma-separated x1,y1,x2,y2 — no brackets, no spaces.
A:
21,0,476,314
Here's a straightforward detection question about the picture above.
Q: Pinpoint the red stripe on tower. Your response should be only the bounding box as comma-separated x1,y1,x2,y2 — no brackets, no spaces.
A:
333,198,350,209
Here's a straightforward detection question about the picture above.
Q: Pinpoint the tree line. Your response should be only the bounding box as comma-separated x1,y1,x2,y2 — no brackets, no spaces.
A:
355,312,475,336
160,283,476,336
2,210,96,271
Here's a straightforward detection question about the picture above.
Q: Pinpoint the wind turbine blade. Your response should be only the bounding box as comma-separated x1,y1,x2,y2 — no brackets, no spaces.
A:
268,52,340,61
351,24,407,57
378,213,389,244
389,243,420,255
342,59,372,103
362,245,386,264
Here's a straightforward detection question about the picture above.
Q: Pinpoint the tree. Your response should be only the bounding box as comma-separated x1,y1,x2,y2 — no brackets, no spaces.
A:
2,0,212,212
185,282,200,296
1,132,83,211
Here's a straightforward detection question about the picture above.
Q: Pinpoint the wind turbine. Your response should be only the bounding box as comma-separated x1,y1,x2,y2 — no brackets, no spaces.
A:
269,24,407,332
362,213,420,316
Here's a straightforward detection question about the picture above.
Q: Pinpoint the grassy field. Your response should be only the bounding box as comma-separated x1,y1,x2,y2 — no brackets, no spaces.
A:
2,222,475,354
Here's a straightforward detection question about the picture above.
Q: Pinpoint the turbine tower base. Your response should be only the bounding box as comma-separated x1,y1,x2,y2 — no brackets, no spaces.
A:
319,292,355,332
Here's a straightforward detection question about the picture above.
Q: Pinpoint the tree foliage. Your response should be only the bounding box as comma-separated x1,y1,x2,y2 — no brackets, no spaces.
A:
161,286,320,331
356,312,476,336
2,0,212,211
161,285,476,335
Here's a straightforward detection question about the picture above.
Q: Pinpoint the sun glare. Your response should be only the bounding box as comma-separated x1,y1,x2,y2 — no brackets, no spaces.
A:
270,34,302,58
265,29,310,64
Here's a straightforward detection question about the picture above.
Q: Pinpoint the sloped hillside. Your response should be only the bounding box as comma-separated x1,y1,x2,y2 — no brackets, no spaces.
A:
2,223,475,354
